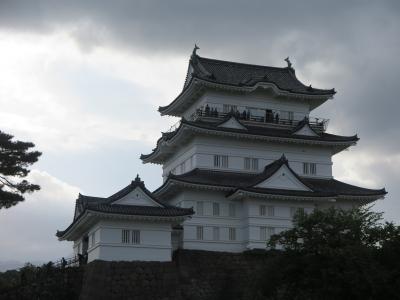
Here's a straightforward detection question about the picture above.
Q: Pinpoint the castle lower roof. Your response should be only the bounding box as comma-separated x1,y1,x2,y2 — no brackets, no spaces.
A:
57,176,193,240
140,118,358,164
154,157,386,201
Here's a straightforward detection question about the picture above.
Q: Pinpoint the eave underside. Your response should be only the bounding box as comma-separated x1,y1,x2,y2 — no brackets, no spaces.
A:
154,169,386,203
140,121,358,164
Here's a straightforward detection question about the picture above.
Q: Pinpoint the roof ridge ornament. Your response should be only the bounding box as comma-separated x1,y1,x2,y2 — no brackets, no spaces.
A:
192,44,200,56
132,174,143,186
284,57,292,68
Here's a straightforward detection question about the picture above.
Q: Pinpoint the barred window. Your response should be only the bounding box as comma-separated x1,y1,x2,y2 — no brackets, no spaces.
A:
223,104,237,113
196,201,204,216
267,206,275,217
213,227,220,241
196,226,204,240
132,230,140,244
190,156,194,169
214,155,228,168
260,226,275,240
91,233,95,247
260,226,267,240
244,157,259,170
213,202,220,216
259,205,266,216
229,203,236,217
180,162,186,174
229,227,236,241
290,207,305,217
267,227,275,238
122,229,130,244
303,162,316,175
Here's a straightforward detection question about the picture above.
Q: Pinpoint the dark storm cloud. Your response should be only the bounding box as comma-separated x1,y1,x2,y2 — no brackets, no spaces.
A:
1,0,399,153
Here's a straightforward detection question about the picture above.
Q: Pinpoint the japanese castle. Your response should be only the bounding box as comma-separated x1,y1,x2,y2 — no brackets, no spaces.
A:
57,47,386,262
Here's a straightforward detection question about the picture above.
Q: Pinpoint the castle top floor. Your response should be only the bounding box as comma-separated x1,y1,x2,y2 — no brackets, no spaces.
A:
158,47,336,119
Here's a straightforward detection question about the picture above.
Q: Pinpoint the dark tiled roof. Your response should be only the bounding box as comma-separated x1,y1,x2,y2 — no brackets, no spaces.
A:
57,176,194,238
159,54,335,113
182,118,358,142
140,118,358,161
158,158,386,198
86,203,193,217
191,55,335,95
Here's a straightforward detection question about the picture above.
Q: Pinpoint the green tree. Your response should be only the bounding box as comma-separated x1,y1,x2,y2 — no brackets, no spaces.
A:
253,207,400,300
0,130,41,209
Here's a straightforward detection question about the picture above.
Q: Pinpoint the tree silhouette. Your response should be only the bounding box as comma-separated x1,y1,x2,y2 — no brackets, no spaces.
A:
0,130,41,209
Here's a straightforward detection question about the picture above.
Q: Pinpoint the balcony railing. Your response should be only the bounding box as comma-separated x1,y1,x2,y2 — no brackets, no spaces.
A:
165,106,328,133
188,107,328,133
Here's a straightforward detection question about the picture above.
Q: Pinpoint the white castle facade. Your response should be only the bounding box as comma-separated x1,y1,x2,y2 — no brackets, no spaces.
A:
57,48,386,262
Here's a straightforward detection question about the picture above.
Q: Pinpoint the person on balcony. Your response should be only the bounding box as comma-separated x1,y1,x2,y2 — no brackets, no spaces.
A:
275,113,280,124
205,104,210,116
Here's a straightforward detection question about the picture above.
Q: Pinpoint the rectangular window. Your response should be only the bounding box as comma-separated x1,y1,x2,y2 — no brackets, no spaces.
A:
91,233,95,247
244,157,251,170
261,227,275,240
190,156,194,169
260,226,267,241
252,158,259,170
267,227,275,238
122,229,130,244
196,226,204,240
290,207,304,217
214,155,229,168
229,227,236,241
132,230,140,244
259,205,266,216
267,206,275,217
213,227,220,241
213,202,220,216
180,162,186,174
196,201,204,216
303,162,316,175
229,203,236,217
244,158,259,170
223,104,238,113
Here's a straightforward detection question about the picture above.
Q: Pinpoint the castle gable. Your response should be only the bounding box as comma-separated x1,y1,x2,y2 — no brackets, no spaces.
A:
111,186,162,207
217,116,248,130
293,123,319,137
254,164,311,191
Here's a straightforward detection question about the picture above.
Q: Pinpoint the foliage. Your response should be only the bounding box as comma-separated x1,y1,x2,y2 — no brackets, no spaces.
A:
253,207,400,300
0,130,41,209
0,262,82,300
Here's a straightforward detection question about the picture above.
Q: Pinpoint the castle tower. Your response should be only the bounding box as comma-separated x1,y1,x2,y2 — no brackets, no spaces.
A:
141,48,386,252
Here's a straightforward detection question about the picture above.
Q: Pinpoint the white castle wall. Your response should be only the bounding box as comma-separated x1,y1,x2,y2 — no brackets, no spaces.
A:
167,189,320,252
86,220,173,262
162,136,333,179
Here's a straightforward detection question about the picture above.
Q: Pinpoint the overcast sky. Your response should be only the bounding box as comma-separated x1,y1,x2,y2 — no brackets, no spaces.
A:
0,0,399,270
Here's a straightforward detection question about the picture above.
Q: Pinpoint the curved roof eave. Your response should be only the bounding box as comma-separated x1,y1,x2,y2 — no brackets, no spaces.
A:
159,76,335,117
140,121,358,164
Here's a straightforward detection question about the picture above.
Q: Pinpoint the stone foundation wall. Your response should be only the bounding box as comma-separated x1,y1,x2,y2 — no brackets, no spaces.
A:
80,250,269,300
0,250,270,300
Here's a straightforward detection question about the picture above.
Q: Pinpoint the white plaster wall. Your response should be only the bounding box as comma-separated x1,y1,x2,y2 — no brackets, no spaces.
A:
165,189,341,252
85,220,173,262
182,90,311,120
162,136,333,179
162,142,197,179
173,189,246,252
